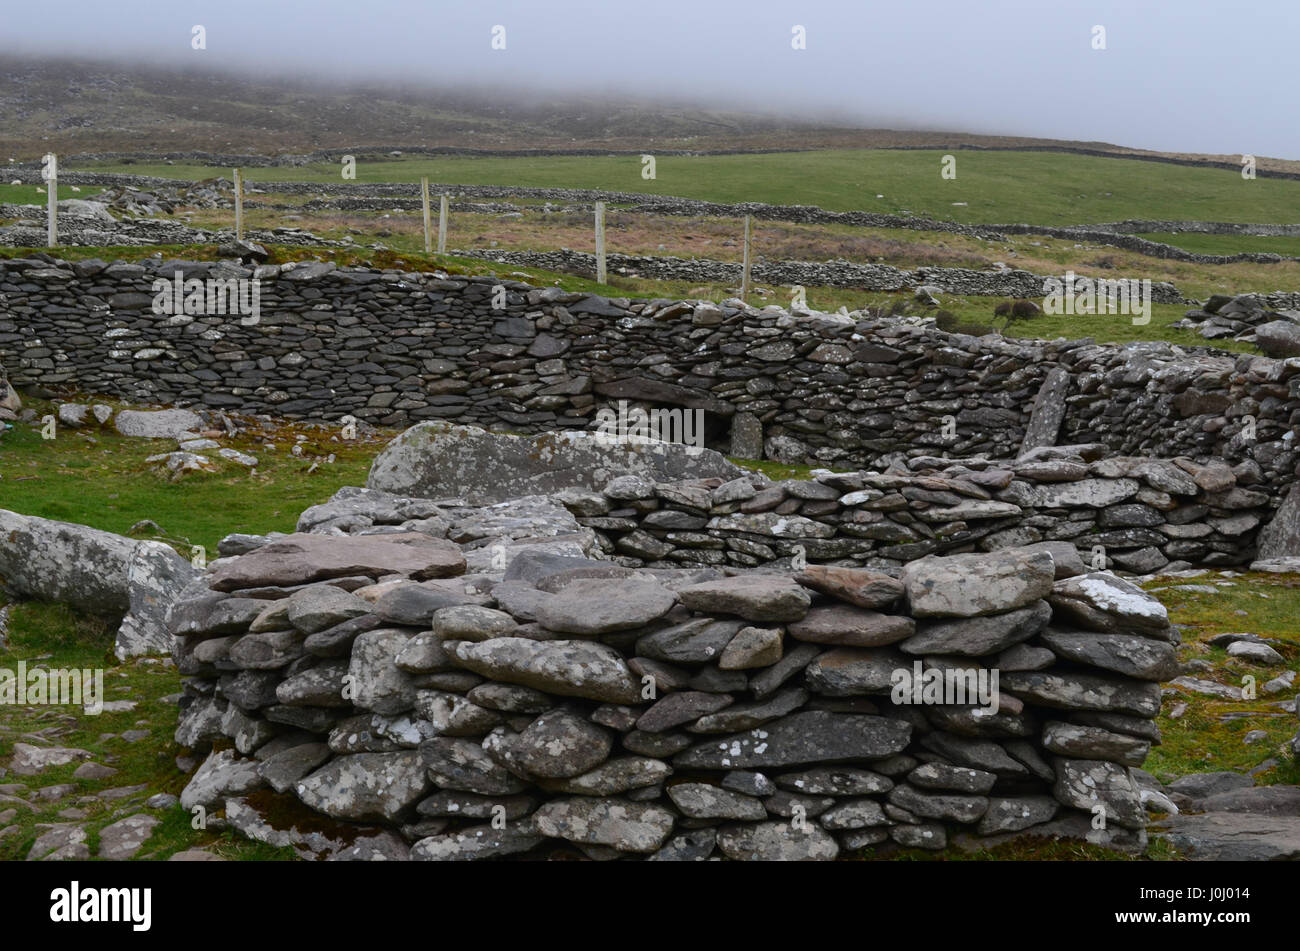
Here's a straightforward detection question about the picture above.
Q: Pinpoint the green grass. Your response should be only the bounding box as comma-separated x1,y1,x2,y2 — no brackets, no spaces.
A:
87,151,1300,227
0,600,296,861
1137,231,1300,259
1141,574,1300,784
0,183,103,206
0,395,381,555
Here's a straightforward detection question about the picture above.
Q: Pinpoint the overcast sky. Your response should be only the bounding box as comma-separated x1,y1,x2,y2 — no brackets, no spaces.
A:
5,0,1296,158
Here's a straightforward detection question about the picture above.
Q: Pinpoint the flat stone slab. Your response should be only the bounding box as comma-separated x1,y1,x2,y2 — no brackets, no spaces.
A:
532,797,675,853
674,710,911,769
794,565,904,609
447,637,641,703
209,533,466,591
1157,813,1300,861
717,821,839,861
9,743,92,775
97,813,159,860
114,408,204,438
677,575,812,622
534,578,677,635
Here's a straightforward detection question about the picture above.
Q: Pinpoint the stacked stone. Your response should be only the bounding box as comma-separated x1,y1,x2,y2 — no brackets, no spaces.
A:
563,448,1266,574
4,258,1300,497
1173,293,1300,347
170,531,1168,860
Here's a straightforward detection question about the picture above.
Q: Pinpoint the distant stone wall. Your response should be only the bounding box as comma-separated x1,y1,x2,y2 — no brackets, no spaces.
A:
11,170,1295,263
2,256,1296,504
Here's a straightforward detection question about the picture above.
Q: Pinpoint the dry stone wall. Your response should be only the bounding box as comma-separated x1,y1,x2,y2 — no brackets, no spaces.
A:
171,522,1167,860
2,255,1297,505
556,449,1265,574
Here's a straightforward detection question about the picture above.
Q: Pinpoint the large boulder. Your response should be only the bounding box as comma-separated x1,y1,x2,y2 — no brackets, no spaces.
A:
0,508,196,658
1255,320,1300,358
367,421,745,504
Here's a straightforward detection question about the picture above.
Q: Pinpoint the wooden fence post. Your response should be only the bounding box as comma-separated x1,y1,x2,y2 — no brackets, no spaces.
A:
437,194,448,254
233,168,244,240
421,177,432,253
740,214,752,300
45,153,57,248
595,201,607,284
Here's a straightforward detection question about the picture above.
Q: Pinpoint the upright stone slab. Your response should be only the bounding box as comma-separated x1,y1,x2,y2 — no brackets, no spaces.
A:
729,412,764,460
1254,484,1300,562
1019,367,1069,455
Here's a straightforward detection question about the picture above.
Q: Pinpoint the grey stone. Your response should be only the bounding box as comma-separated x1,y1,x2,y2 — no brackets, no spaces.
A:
1042,721,1151,766
484,710,612,779
789,605,915,647
180,749,265,810
716,821,839,861
719,626,783,669
677,575,812,622
1002,670,1162,716
295,751,430,822
537,757,671,795
410,821,543,861
419,738,530,796
674,710,911,769
637,691,732,733
534,578,677,634
1052,758,1146,829
647,828,717,861
976,795,1059,834
908,762,996,794
448,637,641,703
887,784,988,823
901,600,1050,656
532,797,675,853
668,782,766,820
901,549,1055,618
368,421,742,505
635,617,745,663
1040,628,1178,681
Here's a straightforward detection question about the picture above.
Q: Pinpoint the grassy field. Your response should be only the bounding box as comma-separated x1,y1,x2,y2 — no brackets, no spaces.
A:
86,150,1300,227
0,183,103,205
0,398,383,556
1137,231,1300,258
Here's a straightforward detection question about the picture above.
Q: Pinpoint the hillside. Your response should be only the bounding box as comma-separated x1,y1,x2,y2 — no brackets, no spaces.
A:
5,54,1300,174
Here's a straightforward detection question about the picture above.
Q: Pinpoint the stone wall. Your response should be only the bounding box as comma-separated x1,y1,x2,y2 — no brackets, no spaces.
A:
171,526,1167,860
557,450,1265,574
2,256,1296,503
